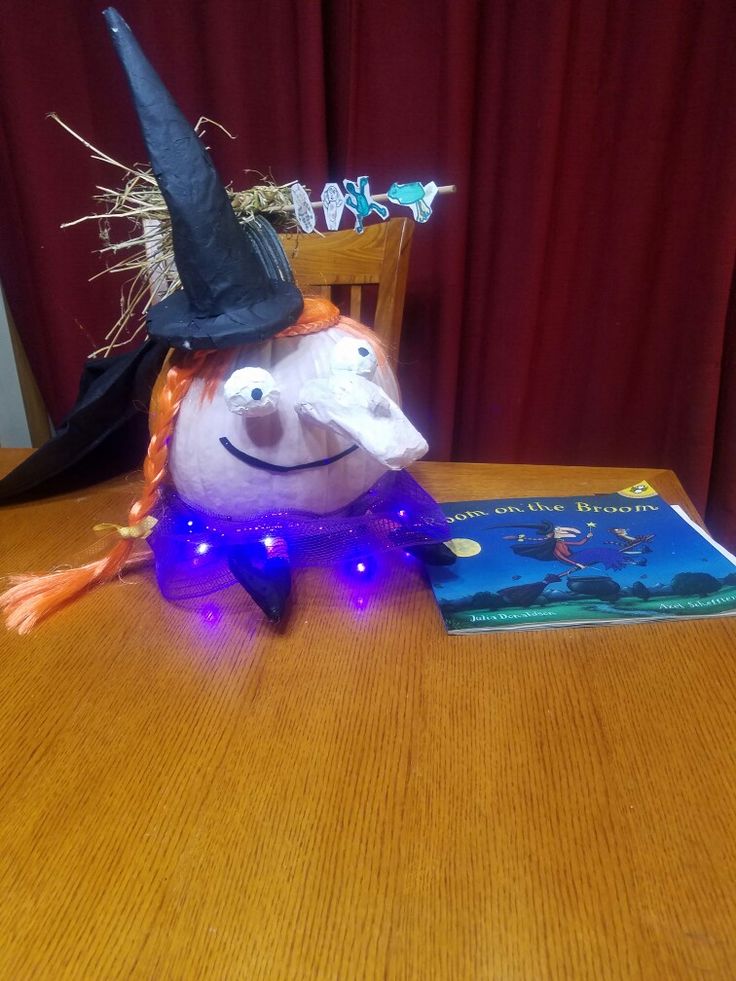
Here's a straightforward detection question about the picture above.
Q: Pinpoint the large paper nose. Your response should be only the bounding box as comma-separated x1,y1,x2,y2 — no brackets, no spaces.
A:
295,375,428,469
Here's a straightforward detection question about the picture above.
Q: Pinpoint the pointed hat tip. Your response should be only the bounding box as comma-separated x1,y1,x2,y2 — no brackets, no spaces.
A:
102,7,124,28
103,8,133,48
100,4,304,348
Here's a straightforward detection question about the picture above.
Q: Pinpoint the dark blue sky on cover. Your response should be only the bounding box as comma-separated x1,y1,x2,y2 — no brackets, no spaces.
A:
428,493,736,602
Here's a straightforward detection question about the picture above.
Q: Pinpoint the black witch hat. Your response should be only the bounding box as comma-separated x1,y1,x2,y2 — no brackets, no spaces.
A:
103,6,303,349
0,8,303,504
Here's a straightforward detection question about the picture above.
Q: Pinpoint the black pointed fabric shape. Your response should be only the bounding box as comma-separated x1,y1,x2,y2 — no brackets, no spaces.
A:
227,543,292,623
406,542,457,566
0,339,168,504
104,7,303,349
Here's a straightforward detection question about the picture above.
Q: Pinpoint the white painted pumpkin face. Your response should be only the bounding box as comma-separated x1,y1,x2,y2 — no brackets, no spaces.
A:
168,325,426,516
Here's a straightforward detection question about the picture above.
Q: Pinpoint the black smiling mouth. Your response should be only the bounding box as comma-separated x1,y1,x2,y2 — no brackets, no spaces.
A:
219,437,359,473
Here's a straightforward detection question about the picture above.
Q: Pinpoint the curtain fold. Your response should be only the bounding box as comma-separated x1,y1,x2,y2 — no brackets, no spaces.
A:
1,0,735,545
706,270,736,548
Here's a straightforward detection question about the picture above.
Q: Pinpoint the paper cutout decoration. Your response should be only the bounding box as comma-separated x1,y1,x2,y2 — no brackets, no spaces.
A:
290,182,316,233
343,176,389,234
386,181,439,222
320,182,346,230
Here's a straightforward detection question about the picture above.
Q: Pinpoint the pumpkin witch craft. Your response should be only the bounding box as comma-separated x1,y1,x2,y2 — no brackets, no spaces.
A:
0,8,453,634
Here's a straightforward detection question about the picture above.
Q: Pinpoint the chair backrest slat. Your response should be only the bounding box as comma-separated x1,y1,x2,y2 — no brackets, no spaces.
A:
279,217,414,362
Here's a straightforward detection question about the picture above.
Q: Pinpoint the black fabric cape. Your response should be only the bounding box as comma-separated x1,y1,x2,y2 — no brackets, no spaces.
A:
0,339,168,503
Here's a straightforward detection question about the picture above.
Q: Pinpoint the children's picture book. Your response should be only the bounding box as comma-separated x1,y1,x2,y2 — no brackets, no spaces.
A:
427,481,736,633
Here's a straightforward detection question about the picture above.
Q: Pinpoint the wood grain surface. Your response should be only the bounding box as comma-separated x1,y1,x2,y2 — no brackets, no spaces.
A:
0,455,735,979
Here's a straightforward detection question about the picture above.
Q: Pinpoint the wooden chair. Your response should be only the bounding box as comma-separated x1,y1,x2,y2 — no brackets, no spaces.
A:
279,217,414,359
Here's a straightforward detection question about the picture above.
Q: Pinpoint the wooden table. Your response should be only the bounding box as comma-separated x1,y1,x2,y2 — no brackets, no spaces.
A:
1,455,735,979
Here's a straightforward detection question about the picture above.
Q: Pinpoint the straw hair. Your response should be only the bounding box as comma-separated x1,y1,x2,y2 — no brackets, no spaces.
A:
0,350,209,634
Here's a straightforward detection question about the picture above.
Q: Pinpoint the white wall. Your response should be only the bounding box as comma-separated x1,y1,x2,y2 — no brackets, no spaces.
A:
0,284,32,447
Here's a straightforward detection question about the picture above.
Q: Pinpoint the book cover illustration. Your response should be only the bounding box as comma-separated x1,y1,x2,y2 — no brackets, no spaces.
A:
428,482,736,633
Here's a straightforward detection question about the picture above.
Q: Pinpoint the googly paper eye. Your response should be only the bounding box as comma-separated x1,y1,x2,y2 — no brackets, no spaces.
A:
331,336,378,378
224,367,279,416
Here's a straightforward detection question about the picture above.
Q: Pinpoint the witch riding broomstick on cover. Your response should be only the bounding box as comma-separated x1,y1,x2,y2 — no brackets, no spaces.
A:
490,520,651,606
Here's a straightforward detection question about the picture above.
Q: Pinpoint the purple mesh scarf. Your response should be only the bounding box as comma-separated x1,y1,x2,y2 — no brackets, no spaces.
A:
147,469,448,600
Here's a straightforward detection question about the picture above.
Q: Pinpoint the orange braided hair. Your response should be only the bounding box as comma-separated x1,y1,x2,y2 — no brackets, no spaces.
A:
0,350,210,634
277,295,341,336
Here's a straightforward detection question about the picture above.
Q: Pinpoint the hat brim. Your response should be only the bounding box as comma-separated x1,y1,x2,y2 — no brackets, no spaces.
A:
148,281,304,350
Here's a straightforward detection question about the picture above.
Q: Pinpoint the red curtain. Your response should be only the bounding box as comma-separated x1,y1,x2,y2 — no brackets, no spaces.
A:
1,1,735,544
